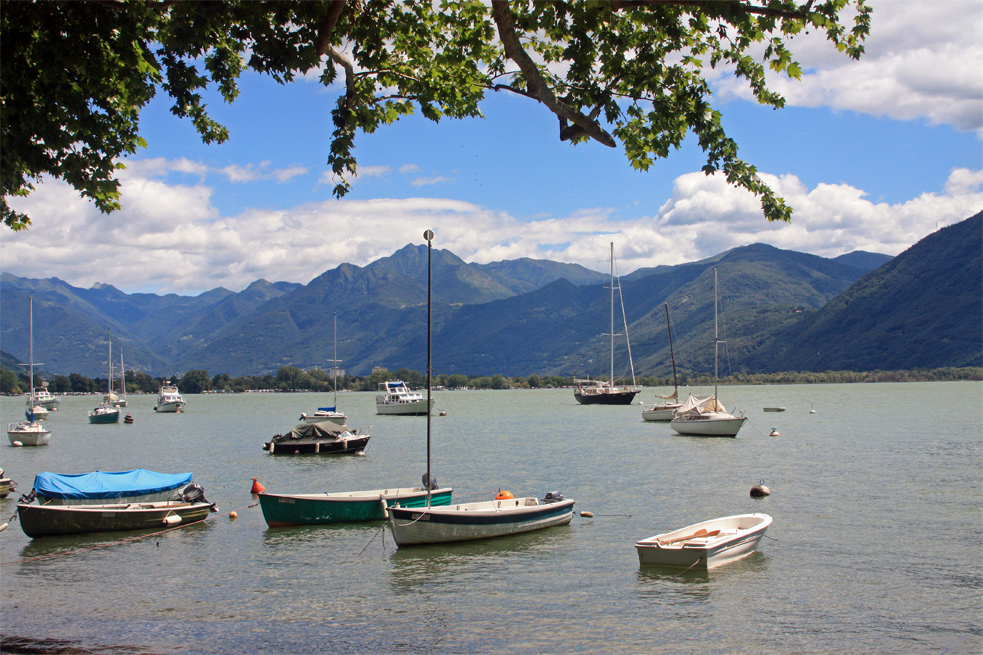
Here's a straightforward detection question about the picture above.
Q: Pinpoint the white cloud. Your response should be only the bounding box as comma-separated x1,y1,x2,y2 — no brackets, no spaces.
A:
4,164,978,294
273,166,308,182
411,176,453,187
714,0,983,134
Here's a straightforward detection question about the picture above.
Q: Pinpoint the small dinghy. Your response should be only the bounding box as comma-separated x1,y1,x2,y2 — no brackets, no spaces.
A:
635,513,772,570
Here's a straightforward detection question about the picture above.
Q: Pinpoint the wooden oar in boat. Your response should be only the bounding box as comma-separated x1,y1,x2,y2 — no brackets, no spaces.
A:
658,528,721,545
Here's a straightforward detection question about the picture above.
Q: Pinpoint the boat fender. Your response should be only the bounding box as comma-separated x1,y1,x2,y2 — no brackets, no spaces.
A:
11,441,22,447
495,490,514,500
580,511,594,518
543,491,564,504
162,514,182,525
750,481,771,497
380,498,389,519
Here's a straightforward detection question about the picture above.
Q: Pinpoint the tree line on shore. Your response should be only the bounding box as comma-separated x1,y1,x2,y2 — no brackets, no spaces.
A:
2,365,980,397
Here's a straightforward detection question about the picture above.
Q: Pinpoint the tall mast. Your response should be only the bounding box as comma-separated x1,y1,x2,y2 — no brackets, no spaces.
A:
424,229,435,505
29,297,35,403
609,242,615,386
713,268,719,403
665,302,678,398
108,329,113,399
332,313,338,408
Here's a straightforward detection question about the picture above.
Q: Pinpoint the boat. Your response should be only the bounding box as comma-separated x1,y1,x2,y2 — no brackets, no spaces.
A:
7,418,51,447
297,314,348,429
574,242,640,405
30,469,200,505
88,330,121,424
262,423,370,455
387,229,576,547
17,470,215,537
258,486,453,527
635,513,773,570
0,468,13,498
8,297,53,445
34,381,60,410
670,269,747,437
642,302,683,421
154,381,186,413
763,407,786,412
376,379,434,415
109,350,128,407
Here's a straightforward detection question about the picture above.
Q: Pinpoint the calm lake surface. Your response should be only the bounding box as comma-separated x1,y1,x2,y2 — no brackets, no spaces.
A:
1,382,981,654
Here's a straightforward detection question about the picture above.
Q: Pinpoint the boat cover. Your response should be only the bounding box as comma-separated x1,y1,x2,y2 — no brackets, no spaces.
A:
33,469,193,500
675,394,726,415
283,423,347,441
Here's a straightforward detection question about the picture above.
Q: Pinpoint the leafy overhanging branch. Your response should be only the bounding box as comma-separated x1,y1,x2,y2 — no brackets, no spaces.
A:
1,0,871,230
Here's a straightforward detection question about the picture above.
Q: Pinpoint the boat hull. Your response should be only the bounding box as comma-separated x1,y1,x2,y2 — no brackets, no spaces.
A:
376,398,434,415
17,501,214,538
7,423,51,446
670,413,747,437
0,478,12,498
636,513,772,570
155,401,185,413
641,403,681,421
574,389,638,405
264,434,370,455
259,487,453,526
88,407,121,424
388,497,575,546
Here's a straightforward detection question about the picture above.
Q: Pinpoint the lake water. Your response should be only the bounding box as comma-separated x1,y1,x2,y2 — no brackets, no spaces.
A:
1,382,981,654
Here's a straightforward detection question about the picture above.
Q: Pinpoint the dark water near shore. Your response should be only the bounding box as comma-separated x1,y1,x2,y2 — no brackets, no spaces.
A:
2,382,981,654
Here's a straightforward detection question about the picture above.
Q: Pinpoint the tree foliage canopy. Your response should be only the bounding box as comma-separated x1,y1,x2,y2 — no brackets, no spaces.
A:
1,0,870,230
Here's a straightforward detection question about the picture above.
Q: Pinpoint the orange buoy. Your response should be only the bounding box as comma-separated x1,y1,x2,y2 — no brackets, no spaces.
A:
251,477,266,494
495,490,514,500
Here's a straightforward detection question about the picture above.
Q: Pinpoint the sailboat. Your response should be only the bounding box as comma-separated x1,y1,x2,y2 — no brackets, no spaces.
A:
574,242,640,405
88,331,121,424
387,230,576,547
670,269,747,437
7,297,52,446
297,313,347,429
109,350,128,407
642,302,683,421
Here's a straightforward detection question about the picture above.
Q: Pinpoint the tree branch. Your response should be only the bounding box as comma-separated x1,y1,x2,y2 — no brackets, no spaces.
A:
316,1,356,105
490,0,616,148
609,0,813,21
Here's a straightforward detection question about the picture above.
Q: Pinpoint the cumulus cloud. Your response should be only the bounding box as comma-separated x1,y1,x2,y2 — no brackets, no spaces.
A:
4,164,979,294
714,0,983,134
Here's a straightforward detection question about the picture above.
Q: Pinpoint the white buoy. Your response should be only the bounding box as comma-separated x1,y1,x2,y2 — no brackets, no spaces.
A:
770,428,780,437
11,441,22,447
580,511,594,518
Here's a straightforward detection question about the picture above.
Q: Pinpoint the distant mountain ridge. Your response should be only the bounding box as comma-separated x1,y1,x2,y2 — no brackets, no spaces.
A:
2,215,979,378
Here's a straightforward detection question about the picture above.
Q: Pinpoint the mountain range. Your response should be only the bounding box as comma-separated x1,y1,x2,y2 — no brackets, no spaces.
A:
2,212,979,379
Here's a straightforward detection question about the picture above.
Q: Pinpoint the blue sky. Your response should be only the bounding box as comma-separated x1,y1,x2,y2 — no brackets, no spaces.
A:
3,0,981,295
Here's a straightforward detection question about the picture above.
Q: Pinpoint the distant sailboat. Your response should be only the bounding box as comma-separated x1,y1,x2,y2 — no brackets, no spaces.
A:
642,302,683,421
89,331,121,424
574,242,640,405
7,297,52,446
670,269,746,437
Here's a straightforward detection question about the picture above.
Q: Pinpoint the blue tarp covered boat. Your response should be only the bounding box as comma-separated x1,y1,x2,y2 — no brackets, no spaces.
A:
33,469,194,504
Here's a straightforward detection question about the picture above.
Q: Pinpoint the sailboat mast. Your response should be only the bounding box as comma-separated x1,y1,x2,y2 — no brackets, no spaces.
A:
424,229,435,505
108,330,113,398
713,268,719,403
665,303,678,397
29,297,35,403
332,313,338,408
609,242,615,386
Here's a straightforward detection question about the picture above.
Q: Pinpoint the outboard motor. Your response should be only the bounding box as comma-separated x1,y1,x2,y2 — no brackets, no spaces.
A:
421,473,439,491
543,491,564,504
18,490,36,505
181,483,208,505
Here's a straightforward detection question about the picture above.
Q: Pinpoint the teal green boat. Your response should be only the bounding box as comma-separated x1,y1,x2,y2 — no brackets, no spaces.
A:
258,486,453,527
